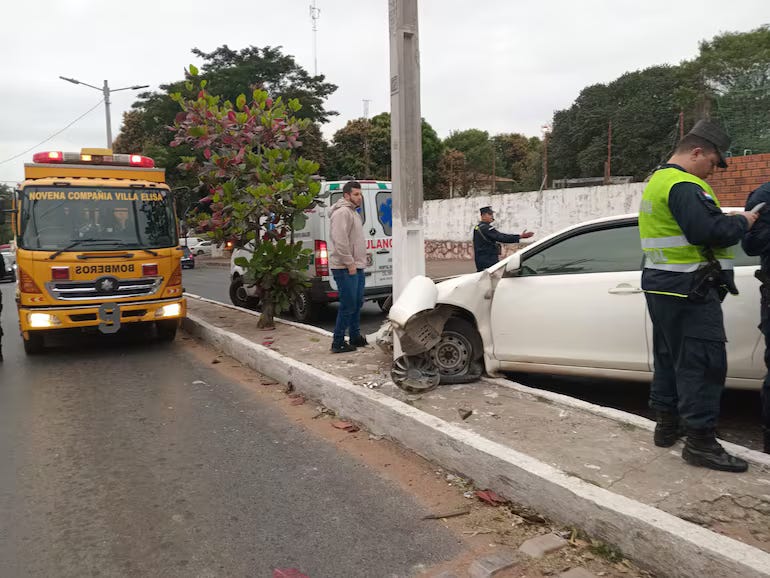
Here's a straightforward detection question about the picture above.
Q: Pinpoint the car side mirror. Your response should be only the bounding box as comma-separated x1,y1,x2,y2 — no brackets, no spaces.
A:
504,253,521,274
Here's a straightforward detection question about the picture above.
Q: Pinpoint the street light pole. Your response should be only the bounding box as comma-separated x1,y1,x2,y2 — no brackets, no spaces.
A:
59,76,149,149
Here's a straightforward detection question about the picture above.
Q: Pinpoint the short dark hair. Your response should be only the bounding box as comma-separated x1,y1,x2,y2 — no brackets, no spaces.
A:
675,134,718,156
343,181,361,195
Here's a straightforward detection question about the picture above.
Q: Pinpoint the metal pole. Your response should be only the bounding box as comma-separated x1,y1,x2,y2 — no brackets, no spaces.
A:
389,0,424,357
103,80,113,149
491,139,496,195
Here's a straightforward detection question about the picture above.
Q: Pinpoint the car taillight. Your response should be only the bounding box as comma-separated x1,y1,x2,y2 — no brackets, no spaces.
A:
19,268,42,293
314,240,328,277
142,263,159,276
167,265,182,287
51,266,70,280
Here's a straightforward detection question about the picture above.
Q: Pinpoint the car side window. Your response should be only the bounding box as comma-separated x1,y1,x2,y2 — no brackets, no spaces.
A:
519,224,642,276
330,192,366,222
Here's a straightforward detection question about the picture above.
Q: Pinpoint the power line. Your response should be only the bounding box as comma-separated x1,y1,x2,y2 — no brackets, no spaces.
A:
0,98,105,167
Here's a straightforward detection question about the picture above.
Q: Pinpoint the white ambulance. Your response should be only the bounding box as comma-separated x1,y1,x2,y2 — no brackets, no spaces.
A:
229,180,393,322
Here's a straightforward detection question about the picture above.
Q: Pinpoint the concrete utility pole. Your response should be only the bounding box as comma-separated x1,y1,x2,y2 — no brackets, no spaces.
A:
389,0,424,356
59,77,149,150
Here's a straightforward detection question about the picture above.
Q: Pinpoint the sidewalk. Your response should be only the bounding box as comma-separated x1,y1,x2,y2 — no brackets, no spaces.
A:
182,295,770,578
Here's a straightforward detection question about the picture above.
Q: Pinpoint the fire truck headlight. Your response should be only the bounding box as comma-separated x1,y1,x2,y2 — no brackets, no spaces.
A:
28,313,61,328
156,303,182,318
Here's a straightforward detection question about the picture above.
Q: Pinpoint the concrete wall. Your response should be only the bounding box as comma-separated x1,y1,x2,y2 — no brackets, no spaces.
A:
423,153,770,260
424,182,646,260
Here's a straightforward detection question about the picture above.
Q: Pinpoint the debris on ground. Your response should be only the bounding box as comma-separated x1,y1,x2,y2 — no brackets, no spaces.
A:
331,421,360,433
458,408,473,420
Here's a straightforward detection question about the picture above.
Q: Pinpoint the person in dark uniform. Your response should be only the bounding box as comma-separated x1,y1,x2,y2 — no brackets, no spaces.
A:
473,206,534,271
741,181,770,454
639,119,758,472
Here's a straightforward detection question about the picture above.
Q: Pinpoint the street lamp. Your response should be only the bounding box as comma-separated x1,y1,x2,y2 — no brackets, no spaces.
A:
59,76,149,150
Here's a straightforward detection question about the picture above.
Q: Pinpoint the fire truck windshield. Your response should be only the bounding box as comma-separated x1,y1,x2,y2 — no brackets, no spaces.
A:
19,186,177,252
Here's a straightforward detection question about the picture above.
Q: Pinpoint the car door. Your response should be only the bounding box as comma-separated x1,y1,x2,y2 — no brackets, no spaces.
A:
490,219,649,372
369,186,393,288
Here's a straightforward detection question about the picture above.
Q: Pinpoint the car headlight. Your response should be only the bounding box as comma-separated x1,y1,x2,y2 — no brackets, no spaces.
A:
155,303,182,318
28,313,61,328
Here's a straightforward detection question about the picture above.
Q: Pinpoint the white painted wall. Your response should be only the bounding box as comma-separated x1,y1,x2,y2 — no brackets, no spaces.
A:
424,183,646,241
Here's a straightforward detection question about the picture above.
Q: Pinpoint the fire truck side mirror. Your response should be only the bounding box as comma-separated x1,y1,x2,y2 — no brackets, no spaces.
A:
0,198,13,224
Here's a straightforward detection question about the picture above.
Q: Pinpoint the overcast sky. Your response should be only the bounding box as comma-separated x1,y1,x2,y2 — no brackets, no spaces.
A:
1,1,767,184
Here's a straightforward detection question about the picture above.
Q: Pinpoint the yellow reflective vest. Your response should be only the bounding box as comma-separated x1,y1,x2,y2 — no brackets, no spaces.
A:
639,168,734,276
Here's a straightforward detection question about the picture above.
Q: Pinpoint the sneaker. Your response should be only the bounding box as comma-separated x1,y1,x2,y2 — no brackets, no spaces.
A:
331,342,356,354
349,335,368,348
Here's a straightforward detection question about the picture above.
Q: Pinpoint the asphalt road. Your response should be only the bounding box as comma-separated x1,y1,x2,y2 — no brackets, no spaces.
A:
0,283,462,577
182,265,388,335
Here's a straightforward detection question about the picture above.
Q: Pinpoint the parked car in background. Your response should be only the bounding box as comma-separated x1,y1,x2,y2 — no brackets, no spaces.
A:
182,236,204,248
193,240,213,256
389,209,763,391
1,251,16,282
181,246,195,269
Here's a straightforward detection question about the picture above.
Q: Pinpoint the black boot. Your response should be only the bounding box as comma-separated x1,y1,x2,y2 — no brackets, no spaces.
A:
653,411,681,447
682,428,748,472
763,428,770,455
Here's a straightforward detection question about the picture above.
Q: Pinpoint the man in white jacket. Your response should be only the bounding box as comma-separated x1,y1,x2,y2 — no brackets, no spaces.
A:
328,181,368,353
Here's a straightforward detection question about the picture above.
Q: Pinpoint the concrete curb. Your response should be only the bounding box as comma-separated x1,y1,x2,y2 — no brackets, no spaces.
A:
183,311,770,578
487,377,770,468
184,292,334,338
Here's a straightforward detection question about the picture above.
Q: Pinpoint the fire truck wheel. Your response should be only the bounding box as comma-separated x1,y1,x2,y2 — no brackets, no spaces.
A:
23,332,45,355
156,320,178,342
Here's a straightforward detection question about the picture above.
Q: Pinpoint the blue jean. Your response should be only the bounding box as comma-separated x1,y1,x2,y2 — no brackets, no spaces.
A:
332,268,365,345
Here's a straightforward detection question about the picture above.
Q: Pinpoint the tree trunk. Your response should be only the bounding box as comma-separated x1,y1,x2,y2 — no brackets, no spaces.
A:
257,293,275,329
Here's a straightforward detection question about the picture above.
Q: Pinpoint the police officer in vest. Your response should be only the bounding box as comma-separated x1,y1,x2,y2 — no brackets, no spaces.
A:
741,180,770,454
639,119,758,472
473,206,534,271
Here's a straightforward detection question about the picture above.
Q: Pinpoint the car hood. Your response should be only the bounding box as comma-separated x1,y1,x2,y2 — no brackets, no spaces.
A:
389,270,492,329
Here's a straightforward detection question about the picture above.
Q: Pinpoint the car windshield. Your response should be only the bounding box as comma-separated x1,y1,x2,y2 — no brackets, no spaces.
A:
19,186,177,251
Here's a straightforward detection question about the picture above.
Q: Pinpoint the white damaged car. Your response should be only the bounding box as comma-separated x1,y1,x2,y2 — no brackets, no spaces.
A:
388,211,764,393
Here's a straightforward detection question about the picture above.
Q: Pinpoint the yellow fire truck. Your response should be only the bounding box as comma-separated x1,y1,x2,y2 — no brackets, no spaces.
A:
9,148,186,354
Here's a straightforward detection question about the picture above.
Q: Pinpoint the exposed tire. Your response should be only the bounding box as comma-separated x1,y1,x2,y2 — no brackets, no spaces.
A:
23,332,45,355
196,249,205,256
377,295,392,313
291,291,317,323
156,320,178,342
430,316,484,384
229,276,259,310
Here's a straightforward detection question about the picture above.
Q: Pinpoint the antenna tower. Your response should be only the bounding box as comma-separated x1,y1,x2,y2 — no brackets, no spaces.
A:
309,1,321,76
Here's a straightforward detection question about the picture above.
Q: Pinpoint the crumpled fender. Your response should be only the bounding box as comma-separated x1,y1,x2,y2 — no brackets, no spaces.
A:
388,275,438,329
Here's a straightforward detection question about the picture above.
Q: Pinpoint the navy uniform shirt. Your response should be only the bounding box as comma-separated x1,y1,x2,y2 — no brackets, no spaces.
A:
742,181,770,273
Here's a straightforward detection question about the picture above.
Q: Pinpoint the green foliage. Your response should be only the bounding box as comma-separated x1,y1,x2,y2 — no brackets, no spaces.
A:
0,184,13,244
234,239,312,315
548,27,770,183
701,26,770,155
324,112,444,197
171,68,321,328
113,45,336,194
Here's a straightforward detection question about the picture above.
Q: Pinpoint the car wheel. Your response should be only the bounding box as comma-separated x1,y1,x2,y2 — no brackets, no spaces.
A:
156,319,178,342
229,276,259,310
23,332,45,355
377,295,392,313
291,291,317,323
430,317,484,384
197,249,205,256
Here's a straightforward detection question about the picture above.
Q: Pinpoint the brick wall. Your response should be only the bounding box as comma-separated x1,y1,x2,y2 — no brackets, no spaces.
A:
710,153,770,207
